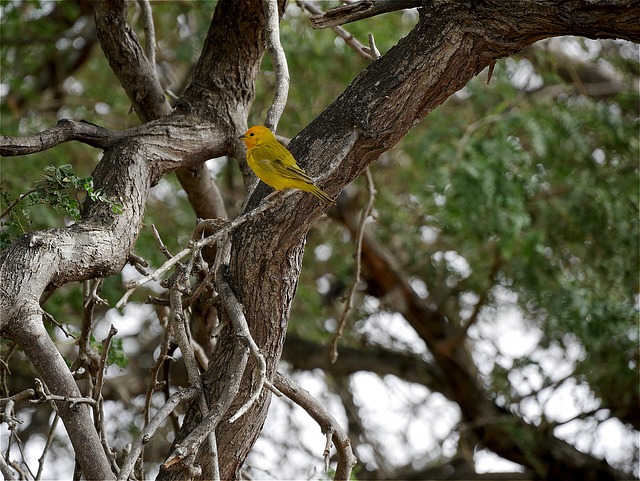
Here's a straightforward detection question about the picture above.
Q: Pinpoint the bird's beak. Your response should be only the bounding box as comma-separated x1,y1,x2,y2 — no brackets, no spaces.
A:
238,133,247,140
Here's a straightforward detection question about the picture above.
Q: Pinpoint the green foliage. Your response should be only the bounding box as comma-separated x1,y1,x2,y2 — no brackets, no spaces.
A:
90,335,129,369
293,45,639,414
1,164,121,249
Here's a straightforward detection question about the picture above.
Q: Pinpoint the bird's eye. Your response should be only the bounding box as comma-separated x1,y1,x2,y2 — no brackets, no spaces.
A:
249,132,255,137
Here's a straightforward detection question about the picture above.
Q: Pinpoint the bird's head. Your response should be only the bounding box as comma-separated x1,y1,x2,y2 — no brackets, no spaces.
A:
238,125,274,149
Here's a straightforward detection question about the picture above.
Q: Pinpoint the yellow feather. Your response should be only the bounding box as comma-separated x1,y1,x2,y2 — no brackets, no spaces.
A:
239,126,336,205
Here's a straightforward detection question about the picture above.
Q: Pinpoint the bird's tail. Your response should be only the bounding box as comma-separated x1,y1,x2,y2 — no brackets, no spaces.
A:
305,183,336,205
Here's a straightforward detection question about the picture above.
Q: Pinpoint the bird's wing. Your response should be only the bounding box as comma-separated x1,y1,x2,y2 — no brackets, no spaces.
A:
273,157,314,184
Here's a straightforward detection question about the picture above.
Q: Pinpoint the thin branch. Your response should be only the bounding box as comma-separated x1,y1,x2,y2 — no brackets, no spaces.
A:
0,119,116,156
263,0,290,131
35,411,60,481
29,393,97,407
0,188,38,219
309,0,423,29
166,263,217,479
72,280,102,378
152,224,173,260
117,385,200,481
137,0,157,69
83,278,108,309
330,168,376,363
217,266,270,423
0,343,17,398
274,372,357,481
128,252,151,276
323,429,334,472
116,194,289,308
92,325,117,402
42,311,76,340
93,325,120,475
162,338,250,472
0,389,35,407
7,429,35,479
297,0,373,60
144,328,173,425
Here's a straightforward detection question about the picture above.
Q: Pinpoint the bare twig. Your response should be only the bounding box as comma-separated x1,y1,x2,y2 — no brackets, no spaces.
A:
274,372,357,481
93,326,120,474
2,399,19,431
128,252,150,276
363,33,381,59
152,224,173,259
263,0,290,131
35,411,60,481
330,168,376,363
31,379,95,408
93,325,118,402
42,311,76,340
7,429,35,479
29,393,97,407
323,429,334,472
0,188,38,219
0,343,17,397
0,389,35,407
83,278,108,309
144,328,173,425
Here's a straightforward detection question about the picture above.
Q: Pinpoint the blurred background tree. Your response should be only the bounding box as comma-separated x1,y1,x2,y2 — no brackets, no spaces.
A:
1,1,638,480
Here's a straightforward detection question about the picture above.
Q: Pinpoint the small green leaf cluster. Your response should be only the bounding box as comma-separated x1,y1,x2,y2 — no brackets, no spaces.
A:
1,164,122,249
89,335,129,369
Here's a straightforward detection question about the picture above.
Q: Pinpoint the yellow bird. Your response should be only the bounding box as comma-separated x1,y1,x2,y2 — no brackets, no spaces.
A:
238,125,336,205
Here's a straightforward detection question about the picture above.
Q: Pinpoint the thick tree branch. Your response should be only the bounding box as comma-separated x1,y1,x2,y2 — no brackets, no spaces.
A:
0,119,117,156
94,0,171,122
5,315,115,480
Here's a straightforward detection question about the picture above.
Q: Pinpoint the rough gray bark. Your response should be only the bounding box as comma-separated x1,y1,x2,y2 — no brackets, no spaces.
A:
1,0,639,480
